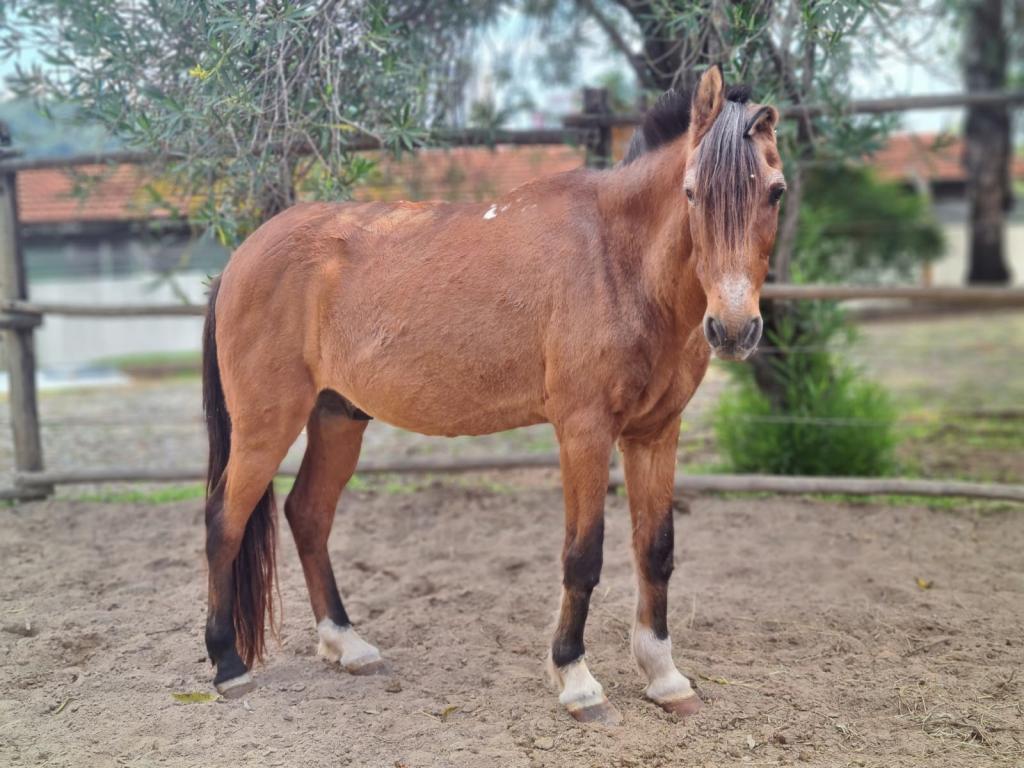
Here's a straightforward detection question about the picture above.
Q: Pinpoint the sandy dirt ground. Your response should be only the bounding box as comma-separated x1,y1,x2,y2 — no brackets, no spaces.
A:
2,482,1022,767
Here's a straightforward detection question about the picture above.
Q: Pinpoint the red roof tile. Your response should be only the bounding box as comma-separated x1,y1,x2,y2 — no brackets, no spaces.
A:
871,133,1024,184
14,135,1021,226
17,164,184,224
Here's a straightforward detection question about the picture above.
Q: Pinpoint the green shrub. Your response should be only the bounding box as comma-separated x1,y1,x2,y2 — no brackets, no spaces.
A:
794,165,945,283
713,303,897,477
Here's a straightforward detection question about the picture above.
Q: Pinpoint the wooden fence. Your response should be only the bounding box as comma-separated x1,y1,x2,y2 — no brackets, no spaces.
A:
2,89,1024,503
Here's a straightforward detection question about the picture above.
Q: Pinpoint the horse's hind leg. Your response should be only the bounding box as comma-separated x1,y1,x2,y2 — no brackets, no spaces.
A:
284,391,385,675
205,407,309,697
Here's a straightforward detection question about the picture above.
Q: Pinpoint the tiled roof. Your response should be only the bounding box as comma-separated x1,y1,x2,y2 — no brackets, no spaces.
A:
16,163,185,224
14,135,1022,225
870,133,1024,184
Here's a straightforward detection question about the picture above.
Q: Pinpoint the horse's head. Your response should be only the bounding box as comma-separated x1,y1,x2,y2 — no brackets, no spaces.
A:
683,66,785,360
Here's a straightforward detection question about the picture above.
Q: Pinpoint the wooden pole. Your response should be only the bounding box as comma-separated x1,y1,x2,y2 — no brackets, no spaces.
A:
582,88,612,169
0,123,50,500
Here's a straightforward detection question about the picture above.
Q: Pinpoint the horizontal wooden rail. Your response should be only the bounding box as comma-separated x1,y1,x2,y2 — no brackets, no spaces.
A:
631,472,1024,503
760,284,1024,303
0,129,585,174
13,453,564,487
564,89,1024,128
3,90,1021,173
0,150,163,174
1,299,204,317
0,312,43,330
13,458,1024,502
3,286,1023,320
809,89,1024,115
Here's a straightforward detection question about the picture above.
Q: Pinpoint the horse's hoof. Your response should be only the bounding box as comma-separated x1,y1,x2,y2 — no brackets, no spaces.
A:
653,692,703,718
345,658,389,676
215,672,256,699
568,698,622,725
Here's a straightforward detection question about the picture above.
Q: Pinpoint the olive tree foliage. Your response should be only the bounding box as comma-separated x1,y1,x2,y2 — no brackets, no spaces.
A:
0,0,499,245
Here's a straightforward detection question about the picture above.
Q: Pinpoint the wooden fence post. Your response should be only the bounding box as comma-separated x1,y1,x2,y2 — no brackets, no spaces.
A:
582,88,612,169
0,122,49,500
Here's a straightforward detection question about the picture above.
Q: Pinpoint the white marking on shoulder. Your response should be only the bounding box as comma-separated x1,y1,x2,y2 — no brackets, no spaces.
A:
632,625,694,703
317,618,381,670
483,204,498,220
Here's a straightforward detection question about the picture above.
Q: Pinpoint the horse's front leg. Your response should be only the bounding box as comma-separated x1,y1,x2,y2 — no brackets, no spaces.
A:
548,414,621,724
620,419,703,717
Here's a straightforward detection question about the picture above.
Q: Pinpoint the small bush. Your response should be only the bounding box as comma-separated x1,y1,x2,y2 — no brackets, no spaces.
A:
795,165,945,283
713,304,897,477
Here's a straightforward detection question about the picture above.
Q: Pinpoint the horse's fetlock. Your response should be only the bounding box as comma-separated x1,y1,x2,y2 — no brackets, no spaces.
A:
205,618,235,665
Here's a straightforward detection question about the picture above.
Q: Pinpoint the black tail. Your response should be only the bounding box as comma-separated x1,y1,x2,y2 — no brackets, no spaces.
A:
203,277,278,667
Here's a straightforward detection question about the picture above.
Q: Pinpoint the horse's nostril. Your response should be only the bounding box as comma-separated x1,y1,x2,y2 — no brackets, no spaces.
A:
704,316,726,348
741,317,763,349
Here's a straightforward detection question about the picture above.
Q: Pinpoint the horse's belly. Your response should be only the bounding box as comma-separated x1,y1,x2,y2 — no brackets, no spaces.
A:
333,339,548,437
364,398,546,437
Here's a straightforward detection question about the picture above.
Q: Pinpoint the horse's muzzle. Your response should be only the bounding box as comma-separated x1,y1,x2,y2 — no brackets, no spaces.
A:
704,315,762,360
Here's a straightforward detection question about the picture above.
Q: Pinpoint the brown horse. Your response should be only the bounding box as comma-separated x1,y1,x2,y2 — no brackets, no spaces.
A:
201,65,784,723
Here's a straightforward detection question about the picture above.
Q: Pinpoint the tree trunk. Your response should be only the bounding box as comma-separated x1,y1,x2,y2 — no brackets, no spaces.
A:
963,0,1012,284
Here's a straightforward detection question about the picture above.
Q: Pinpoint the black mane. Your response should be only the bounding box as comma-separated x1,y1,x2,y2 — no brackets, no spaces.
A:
622,84,751,165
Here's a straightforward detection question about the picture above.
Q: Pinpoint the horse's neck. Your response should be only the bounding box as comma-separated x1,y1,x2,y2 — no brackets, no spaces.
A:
597,139,706,332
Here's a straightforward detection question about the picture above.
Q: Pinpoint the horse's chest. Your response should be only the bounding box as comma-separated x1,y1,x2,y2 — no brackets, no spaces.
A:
622,331,711,428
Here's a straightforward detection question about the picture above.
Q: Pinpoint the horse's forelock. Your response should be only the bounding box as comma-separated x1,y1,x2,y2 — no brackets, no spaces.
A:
692,100,761,259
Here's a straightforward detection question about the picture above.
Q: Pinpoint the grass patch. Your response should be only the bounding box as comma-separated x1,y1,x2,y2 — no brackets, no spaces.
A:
97,350,201,369
703,489,1022,514
95,350,201,379
67,484,206,504
273,476,295,494
677,460,730,475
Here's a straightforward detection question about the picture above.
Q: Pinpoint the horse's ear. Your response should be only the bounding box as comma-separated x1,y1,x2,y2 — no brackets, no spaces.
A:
745,105,779,138
691,64,725,142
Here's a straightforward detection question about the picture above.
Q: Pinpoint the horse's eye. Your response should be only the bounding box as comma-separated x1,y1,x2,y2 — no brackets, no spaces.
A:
685,188,695,204
769,185,786,205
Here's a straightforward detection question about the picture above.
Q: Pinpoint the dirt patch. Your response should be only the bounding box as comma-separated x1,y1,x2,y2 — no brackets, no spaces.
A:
1,485,1022,767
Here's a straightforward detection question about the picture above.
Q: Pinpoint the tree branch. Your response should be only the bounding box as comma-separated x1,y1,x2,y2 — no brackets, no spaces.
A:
575,0,649,87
